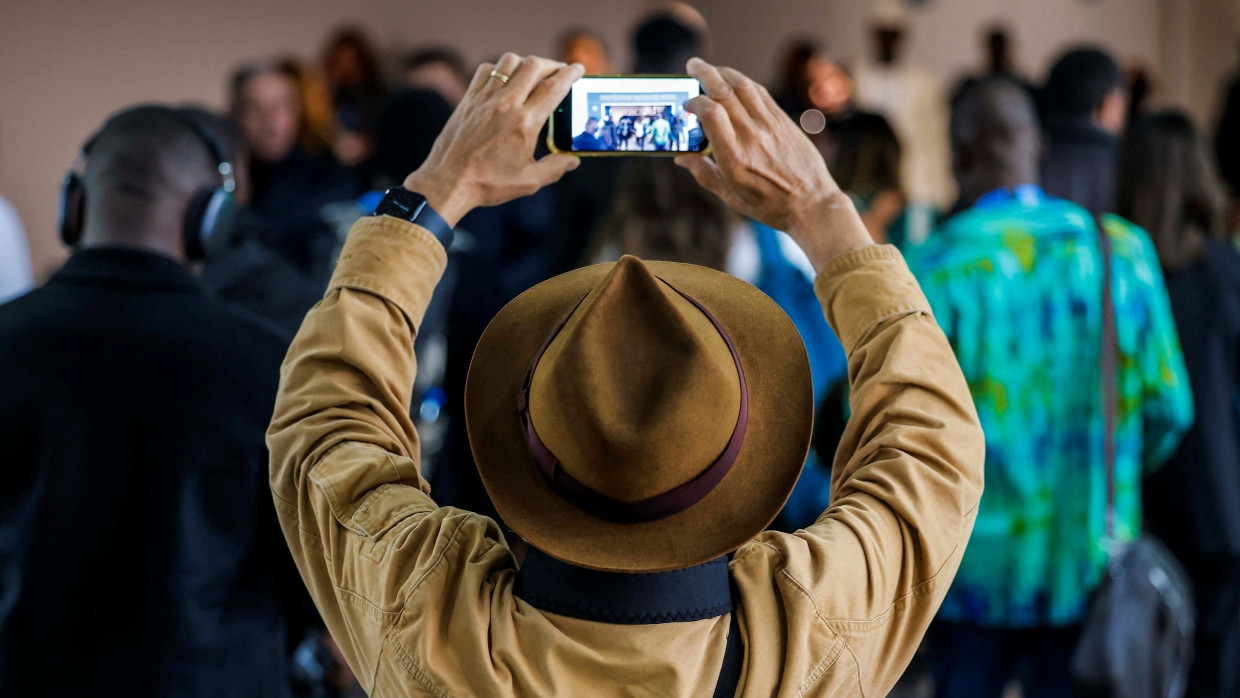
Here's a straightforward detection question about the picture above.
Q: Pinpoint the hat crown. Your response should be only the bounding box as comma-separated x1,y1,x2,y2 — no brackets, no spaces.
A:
529,256,741,503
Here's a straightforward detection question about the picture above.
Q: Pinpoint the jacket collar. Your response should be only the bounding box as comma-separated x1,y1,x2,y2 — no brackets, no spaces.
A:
51,247,200,295
1044,116,1117,148
514,548,734,624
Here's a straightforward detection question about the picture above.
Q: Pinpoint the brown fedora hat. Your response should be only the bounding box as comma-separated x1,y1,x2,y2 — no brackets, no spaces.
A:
465,256,812,572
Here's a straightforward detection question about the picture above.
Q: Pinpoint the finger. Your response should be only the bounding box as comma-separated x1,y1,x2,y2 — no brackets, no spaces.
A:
675,154,729,201
526,63,584,115
687,57,744,121
507,55,562,102
526,153,581,190
717,66,774,123
466,62,497,97
684,94,740,168
484,52,522,95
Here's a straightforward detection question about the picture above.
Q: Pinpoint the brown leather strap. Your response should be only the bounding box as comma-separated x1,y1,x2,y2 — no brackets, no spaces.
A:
1096,214,1118,541
516,281,749,524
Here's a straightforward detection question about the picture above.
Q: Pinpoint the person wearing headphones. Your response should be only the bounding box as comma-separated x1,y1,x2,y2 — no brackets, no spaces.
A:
0,105,307,695
269,54,983,696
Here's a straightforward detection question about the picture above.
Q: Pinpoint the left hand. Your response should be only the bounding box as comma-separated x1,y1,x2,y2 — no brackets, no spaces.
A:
404,54,584,226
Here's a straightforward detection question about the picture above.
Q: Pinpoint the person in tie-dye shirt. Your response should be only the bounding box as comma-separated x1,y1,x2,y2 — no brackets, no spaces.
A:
908,79,1192,698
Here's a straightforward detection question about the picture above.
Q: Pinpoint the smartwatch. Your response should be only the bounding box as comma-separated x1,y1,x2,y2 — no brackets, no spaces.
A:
372,186,455,249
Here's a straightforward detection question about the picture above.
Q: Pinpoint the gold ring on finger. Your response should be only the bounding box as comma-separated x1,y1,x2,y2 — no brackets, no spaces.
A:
489,69,511,85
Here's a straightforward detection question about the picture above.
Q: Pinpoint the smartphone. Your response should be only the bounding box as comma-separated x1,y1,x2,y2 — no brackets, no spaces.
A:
547,75,709,156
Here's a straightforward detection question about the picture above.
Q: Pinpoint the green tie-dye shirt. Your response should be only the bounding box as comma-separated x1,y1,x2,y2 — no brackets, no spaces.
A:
905,195,1193,627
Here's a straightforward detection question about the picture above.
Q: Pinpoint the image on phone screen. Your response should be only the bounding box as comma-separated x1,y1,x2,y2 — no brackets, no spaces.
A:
550,76,708,155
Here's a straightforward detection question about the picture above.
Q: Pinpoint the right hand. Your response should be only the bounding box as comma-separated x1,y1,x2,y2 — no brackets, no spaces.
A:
675,57,873,271
404,54,584,227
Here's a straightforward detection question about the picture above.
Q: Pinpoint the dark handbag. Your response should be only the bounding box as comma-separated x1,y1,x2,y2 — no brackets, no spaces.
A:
1070,216,1196,698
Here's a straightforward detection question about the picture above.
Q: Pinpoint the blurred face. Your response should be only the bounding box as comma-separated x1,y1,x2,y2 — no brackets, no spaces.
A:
326,43,366,89
406,61,468,107
805,57,852,114
562,36,610,75
237,72,301,163
1096,87,1129,135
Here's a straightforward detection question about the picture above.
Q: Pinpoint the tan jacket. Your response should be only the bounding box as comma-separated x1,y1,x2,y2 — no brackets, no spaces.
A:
268,216,984,697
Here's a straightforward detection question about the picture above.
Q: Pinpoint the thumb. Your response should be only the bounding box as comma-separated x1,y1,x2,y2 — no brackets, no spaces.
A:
676,154,729,200
529,153,581,188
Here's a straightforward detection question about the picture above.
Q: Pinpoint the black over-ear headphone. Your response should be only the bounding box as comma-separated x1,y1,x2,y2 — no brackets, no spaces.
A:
58,107,238,261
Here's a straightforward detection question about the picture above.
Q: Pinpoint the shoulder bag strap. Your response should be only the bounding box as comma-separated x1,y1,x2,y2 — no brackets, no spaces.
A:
712,608,744,697
1096,214,1118,542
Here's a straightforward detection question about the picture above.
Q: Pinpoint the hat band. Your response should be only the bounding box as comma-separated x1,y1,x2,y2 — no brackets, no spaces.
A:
516,280,749,524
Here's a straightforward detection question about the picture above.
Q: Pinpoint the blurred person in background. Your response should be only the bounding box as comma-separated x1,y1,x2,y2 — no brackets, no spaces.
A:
1215,43,1240,234
0,125,32,303
189,107,324,339
906,80,1192,697
952,25,1037,107
0,105,309,696
557,28,611,74
322,27,388,184
1040,46,1128,215
853,0,954,241
1119,111,1239,698
401,46,470,106
230,59,357,287
1125,63,1155,126
776,43,915,247
773,39,817,115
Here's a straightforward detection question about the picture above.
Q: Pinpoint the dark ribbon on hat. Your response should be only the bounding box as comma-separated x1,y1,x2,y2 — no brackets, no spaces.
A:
516,280,749,524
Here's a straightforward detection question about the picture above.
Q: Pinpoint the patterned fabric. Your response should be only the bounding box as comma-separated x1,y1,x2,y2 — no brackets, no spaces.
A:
905,193,1193,627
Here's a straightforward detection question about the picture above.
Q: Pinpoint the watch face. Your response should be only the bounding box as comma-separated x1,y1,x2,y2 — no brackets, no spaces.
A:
376,188,427,221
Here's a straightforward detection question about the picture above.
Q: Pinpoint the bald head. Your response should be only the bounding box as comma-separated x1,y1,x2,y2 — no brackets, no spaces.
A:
80,105,218,261
951,79,1041,207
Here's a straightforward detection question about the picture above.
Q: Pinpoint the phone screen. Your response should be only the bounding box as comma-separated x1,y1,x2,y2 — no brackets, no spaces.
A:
551,76,708,155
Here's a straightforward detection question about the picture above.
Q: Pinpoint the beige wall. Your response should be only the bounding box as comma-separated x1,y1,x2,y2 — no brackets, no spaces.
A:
2,0,1236,279
703,0,1163,96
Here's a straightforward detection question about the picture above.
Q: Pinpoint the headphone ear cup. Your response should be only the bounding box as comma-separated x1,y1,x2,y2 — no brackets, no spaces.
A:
183,187,237,262
58,172,86,247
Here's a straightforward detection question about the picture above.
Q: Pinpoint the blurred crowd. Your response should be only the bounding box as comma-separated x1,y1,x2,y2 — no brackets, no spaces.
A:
2,0,1240,696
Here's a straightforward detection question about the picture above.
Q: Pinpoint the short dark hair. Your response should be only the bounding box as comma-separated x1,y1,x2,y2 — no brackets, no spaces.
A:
632,14,702,73
81,105,218,228
401,46,467,79
1043,47,1123,119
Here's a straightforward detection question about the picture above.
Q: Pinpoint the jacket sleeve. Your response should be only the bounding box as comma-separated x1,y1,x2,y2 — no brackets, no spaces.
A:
266,216,474,688
771,245,985,696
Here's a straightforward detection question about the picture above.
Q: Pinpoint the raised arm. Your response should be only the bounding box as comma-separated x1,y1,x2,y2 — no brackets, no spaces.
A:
679,58,985,695
266,54,582,688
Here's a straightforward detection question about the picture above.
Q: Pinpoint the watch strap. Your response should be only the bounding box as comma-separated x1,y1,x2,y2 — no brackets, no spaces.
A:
374,187,455,249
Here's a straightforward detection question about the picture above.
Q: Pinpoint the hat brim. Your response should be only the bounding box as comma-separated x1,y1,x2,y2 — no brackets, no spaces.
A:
465,260,814,572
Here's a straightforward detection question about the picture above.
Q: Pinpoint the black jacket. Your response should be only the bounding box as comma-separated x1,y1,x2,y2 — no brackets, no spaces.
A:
200,231,325,339
1216,74,1240,198
1041,117,1119,215
1145,238,1240,557
0,248,301,696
